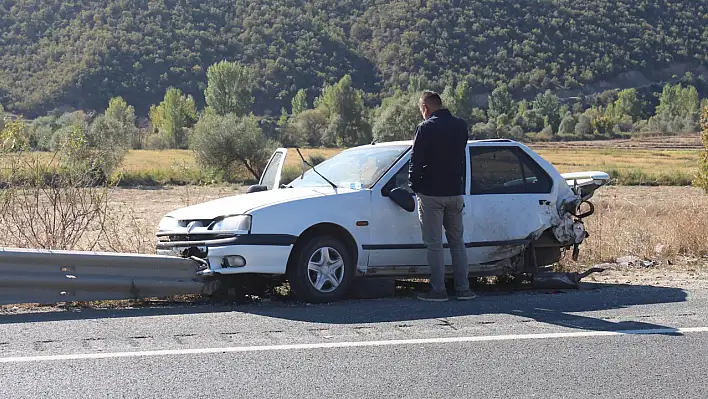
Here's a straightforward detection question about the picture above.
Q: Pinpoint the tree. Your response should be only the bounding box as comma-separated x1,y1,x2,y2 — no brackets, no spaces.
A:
0,103,5,132
149,87,197,149
314,75,371,147
487,85,514,120
291,108,329,147
610,88,643,122
533,90,561,133
372,92,421,142
575,115,592,136
442,82,474,123
558,115,576,135
191,113,277,181
291,89,308,116
0,118,28,152
84,114,131,178
695,105,708,192
645,83,701,135
104,97,139,148
204,60,255,117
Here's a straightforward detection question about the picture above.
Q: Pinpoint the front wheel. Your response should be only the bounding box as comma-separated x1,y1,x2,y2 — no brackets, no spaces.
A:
287,236,355,303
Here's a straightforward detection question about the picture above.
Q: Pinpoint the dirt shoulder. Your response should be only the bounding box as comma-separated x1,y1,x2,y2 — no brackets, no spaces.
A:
578,258,708,290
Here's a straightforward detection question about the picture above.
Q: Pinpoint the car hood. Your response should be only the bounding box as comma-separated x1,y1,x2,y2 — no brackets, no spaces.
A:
164,187,359,220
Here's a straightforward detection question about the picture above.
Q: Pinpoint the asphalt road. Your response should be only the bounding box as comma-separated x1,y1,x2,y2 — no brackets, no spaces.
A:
1,281,708,398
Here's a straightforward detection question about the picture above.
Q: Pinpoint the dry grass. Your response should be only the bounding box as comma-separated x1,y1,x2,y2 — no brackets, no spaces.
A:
117,146,699,186
117,148,341,172
536,148,698,185
1,184,703,267
3,145,700,186
531,133,703,150
536,148,698,174
568,186,708,265
0,184,244,253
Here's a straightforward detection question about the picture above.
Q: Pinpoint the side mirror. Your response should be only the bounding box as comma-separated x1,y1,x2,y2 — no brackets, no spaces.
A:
389,187,415,212
246,185,269,193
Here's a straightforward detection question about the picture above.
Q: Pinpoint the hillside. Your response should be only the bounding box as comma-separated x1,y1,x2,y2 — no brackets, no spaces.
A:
0,0,706,117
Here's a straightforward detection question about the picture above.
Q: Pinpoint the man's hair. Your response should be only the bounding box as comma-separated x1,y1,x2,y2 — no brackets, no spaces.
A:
420,90,443,109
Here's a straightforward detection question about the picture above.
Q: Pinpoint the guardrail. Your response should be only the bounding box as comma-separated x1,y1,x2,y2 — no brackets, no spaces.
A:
0,248,211,306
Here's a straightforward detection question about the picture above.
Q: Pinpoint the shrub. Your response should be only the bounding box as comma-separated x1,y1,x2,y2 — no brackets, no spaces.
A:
280,165,303,185
0,122,117,250
308,154,326,166
191,113,278,181
694,105,708,192
145,133,172,150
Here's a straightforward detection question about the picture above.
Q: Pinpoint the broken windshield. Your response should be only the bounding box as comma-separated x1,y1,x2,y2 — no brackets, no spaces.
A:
287,145,410,189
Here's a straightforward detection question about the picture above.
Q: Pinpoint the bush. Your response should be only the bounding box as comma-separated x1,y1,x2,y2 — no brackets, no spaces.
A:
191,113,279,181
280,165,303,185
145,133,172,149
471,121,497,139
509,125,525,139
0,122,117,250
695,105,708,192
308,154,326,166
287,108,329,147
371,93,420,142
0,118,29,151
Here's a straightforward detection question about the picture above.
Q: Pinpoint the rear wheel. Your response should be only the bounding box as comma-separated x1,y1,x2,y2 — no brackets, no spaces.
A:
287,235,355,303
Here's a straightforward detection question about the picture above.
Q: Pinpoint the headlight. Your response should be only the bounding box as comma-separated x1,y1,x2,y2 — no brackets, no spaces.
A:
158,216,179,231
212,215,251,232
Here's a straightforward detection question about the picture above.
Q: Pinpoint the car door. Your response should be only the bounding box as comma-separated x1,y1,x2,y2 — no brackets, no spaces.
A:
258,148,288,190
366,156,429,268
463,143,556,263
366,153,489,269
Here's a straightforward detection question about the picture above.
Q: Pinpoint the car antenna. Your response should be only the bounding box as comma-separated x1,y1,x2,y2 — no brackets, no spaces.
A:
295,147,338,189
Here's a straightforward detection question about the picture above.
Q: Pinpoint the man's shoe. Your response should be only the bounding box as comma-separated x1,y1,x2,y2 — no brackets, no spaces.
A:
416,291,449,302
456,289,477,300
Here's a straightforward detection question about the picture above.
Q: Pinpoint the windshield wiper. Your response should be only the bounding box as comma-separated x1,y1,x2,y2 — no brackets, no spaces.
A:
295,148,338,190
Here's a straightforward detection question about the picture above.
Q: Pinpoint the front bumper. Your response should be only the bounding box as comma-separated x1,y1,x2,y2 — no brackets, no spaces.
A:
156,234,296,276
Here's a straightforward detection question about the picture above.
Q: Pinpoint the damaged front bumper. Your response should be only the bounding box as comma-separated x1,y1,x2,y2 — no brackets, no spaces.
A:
155,233,296,277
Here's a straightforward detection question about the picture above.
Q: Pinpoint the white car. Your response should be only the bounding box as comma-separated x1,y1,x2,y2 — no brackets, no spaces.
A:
156,139,609,303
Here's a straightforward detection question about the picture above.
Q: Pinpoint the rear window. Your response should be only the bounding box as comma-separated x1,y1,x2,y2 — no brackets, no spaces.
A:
469,146,552,194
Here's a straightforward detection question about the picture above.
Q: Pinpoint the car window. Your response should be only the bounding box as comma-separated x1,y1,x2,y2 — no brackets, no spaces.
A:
287,145,409,189
388,160,414,194
260,151,284,190
469,146,552,194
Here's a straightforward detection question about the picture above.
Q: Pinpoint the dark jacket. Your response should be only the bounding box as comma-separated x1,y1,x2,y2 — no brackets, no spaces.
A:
408,108,469,196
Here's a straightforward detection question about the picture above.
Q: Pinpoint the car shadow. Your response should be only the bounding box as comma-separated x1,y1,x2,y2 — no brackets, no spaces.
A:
239,281,690,335
0,281,690,337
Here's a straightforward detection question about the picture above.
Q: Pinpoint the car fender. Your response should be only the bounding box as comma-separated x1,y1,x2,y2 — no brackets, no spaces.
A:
246,190,371,271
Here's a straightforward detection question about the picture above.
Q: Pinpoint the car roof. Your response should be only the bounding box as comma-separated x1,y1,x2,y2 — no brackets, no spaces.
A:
355,138,518,149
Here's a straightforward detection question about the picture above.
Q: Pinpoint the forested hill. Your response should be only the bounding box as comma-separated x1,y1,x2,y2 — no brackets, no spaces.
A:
1,0,706,117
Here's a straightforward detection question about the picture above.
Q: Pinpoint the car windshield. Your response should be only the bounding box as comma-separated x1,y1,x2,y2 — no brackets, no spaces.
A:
287,145,410,189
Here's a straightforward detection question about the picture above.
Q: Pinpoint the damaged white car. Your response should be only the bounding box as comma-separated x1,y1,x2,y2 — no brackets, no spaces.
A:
156,139,609,302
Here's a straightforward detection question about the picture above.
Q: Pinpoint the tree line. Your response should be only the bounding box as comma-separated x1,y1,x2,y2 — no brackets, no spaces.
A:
0,0,706,118
2,60,706,184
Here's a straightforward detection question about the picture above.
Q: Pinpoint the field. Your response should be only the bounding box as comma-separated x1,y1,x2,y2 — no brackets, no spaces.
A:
96,184,708,267
113,145,700,187
1,183,705,268
1,136,707,271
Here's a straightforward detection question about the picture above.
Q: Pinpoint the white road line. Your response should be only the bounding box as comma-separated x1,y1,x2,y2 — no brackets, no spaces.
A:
2,326,707,363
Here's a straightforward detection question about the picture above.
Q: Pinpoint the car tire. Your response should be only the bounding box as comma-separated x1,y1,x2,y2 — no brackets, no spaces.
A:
287,235,355,303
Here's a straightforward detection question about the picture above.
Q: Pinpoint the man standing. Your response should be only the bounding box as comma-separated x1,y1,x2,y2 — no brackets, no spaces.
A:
409,91,475,302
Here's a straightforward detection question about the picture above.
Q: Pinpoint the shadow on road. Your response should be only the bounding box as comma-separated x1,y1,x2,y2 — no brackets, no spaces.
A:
0,281,690,336
241,282,690,334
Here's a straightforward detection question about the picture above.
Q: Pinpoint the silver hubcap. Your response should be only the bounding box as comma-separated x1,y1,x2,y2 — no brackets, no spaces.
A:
307,247,345,293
